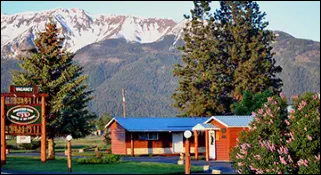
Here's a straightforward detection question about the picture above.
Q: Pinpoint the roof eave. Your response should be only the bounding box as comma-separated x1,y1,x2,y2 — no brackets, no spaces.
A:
104,118,116,129
227,126,249,128
204,116,229,127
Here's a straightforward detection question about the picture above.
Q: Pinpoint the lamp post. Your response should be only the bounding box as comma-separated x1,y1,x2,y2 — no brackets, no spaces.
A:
66,135,73,173
184,130,192,174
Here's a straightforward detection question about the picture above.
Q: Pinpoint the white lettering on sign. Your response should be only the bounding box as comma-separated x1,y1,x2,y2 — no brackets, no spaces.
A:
15,87,33,92
17,136,31,144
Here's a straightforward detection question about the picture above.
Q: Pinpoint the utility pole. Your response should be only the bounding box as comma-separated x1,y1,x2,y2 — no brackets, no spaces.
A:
122,88,126,118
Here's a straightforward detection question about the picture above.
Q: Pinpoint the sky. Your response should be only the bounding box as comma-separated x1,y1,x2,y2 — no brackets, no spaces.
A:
1,1,320,42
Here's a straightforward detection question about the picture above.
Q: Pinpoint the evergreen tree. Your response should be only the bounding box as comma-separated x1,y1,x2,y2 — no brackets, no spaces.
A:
233,90,272,115
11,20,96,159
96,113,113,145
172,1,283,116
172,1,233,116
215,1,282,100
95,113,113,131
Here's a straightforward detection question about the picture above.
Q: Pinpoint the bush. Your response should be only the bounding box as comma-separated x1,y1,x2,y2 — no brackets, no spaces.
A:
287,93,320,174
77,154,121,164
231,92,320,174
19,140,41,150
7,145,17,149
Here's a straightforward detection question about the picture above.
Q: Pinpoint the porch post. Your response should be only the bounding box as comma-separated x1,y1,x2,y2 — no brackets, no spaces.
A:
193,130,198,160
185,138,191,174
131,133,134,157
1,96,6,165
205,130,209,162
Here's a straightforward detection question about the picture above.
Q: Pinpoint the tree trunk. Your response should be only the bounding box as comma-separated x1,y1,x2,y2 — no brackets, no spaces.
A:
47,138,55,160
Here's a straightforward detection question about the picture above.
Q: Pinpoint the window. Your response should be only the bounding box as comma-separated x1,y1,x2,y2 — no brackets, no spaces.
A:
138,132,159,140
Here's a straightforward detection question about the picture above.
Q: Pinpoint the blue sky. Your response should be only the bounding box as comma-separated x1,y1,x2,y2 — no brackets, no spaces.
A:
1,1,320,41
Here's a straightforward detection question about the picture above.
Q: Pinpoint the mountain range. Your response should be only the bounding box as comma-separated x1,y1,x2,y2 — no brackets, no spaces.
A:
1,8,182,59
1,8,320,117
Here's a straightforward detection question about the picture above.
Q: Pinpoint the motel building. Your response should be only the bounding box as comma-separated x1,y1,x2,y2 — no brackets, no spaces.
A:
105,116,253,161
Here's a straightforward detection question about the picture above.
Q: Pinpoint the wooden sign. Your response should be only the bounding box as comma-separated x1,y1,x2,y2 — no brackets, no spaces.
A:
15,87,33,92
17,136,31,144
6,105,41,125
7,124,41,136
9,85,38,93
1,85,48,164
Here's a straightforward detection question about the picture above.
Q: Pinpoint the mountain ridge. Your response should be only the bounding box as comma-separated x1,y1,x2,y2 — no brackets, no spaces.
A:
1,8,180,59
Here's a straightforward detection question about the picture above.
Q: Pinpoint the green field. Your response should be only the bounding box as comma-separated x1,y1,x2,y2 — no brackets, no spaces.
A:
7,135,109,153
2,156,203,174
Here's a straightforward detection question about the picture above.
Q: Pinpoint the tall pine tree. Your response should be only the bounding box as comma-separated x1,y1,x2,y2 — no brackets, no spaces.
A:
172,1,282,116
215,1,282,100
11,20,96,159
172,1,232,116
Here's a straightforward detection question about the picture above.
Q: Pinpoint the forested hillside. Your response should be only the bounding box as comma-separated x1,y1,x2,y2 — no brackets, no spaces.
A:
1,32,319,116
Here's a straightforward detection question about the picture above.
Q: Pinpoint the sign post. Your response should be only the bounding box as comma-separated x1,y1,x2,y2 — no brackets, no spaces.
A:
1,96,6,165
1,85,48,164
41,96,46,163
184,130,192,174
66,135,73,173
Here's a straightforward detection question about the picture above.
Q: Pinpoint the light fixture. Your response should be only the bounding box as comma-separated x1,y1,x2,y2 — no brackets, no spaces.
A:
184,130,192,139
66,135,72,141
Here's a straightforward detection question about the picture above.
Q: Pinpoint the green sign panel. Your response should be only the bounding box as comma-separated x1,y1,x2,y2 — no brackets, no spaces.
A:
6,105,41,125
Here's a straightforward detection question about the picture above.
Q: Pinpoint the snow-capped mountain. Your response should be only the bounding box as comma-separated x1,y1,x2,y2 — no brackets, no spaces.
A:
1,8,183,59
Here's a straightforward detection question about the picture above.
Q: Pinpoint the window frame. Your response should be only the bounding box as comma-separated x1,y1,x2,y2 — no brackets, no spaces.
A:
138,132,159,140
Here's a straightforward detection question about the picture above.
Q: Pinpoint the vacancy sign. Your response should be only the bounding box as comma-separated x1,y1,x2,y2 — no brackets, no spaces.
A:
17,136,31,144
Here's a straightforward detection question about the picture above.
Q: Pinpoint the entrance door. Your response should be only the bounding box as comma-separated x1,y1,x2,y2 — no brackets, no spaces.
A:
209,130,216,159
172,133,183,153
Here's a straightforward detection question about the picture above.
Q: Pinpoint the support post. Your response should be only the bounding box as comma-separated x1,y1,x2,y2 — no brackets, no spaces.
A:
1,96,6,165
194,130,198,160
131,133,134,157
41,96,46,163
67,141,72,172
185,138,190,174
205,130,209,162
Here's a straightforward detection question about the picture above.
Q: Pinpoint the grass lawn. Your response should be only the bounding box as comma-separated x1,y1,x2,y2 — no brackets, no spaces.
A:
7,135,110,153
2,156,203,174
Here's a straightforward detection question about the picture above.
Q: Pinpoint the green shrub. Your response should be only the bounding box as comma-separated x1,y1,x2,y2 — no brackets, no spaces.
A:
19,140,41,150
77,154,121,164
7,145,17,149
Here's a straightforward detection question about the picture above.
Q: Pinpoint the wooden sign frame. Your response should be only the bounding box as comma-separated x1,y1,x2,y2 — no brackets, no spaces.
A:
1,85,48,165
